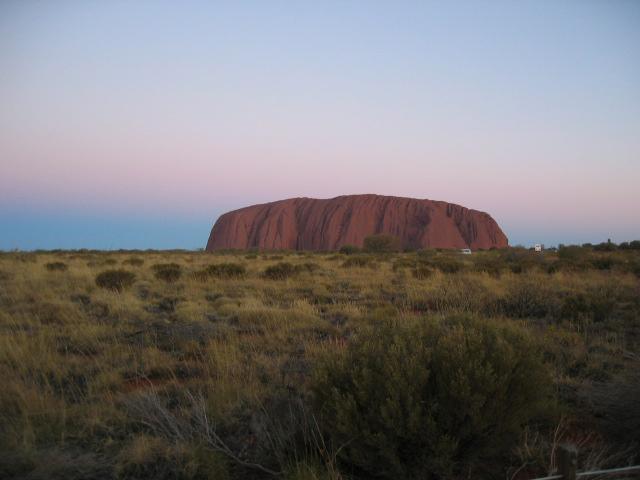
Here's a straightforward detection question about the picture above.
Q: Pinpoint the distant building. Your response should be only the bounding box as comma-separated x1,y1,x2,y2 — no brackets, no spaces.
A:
460,248,472,255
534,244,543,252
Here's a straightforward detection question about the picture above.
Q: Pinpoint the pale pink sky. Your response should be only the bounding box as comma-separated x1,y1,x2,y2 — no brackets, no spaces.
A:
1,1,639,248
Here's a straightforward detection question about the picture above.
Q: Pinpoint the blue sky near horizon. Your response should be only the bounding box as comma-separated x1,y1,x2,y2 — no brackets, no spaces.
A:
1,1,639,249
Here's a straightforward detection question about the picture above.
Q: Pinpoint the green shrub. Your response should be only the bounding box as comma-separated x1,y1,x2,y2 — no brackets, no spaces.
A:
45,262,68,272
631,260,640,278
559,284,628,324
312,316,552,479
412,264,433,279
428,256,463,274
423,276,498,315
298,262,320,273
205,262,247,279
500,279,557,319
500,249,545,274
123,257,145,267
558,245,585,259
152,263,182,283
593,241,617,252
263,262,299,280
363,234,400,253
416,249,436,259
339,244,361,255
591,256,614,270
341,256,375,269
391,257,416,272
473,256,504,276
95,270,136,292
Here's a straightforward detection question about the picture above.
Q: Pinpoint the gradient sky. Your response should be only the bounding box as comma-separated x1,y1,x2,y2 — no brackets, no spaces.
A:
1,1,639,249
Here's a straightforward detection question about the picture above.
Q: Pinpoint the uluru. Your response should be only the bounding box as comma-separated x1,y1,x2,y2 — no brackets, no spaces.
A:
206,194,508,251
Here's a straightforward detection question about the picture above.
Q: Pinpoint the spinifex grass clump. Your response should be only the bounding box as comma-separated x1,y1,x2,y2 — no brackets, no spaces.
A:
123,257,145,267
341,256,376,268
205,262,247,279
262,262,299,280
427,255,463,273
152,263,182,283
45,262,68,272
95,269,136,291
412,264,433,279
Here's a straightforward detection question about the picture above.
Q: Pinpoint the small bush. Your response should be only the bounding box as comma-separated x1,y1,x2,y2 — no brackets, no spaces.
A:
412,264,433,279
339,244,361,255
416,249,436,259
593,241,617,252
500,249,545,274
500,279,558,319
205,262,247,279
298,262,320,273
631,260,640,278
45,262,68,272
428,256,463,274
263,262,298,280
152,263,182,283
473,256,504,276
591,256,614,270
560,286,618,324
123,257,145,267
313,316,552,479
363,234,400,253
558,245,585,259
341,256,376,269
392,257,416,272
95,270,136,292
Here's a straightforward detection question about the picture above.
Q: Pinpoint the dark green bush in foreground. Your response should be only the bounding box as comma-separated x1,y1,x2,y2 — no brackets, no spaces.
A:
313,316,552,479
95,270,136,292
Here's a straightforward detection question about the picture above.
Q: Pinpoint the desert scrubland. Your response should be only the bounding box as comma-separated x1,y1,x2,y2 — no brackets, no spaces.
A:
1,244,639,479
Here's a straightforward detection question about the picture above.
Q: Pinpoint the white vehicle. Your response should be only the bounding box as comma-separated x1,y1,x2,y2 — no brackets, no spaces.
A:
534,244,543,252
460,248,472,255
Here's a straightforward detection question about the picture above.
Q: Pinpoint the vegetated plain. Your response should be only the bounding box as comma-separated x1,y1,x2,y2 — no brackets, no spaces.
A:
0,243,639,479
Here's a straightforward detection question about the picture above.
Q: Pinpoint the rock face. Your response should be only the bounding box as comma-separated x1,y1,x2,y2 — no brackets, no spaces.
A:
206,194,508,251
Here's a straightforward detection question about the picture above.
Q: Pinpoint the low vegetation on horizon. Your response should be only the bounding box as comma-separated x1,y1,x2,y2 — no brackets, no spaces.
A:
1,242,639,479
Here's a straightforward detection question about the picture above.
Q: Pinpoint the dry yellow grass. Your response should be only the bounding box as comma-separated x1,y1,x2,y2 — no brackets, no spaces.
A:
0,248,638,479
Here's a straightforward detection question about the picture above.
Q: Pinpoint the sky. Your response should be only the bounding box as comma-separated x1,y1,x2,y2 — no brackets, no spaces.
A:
1,0,639,249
